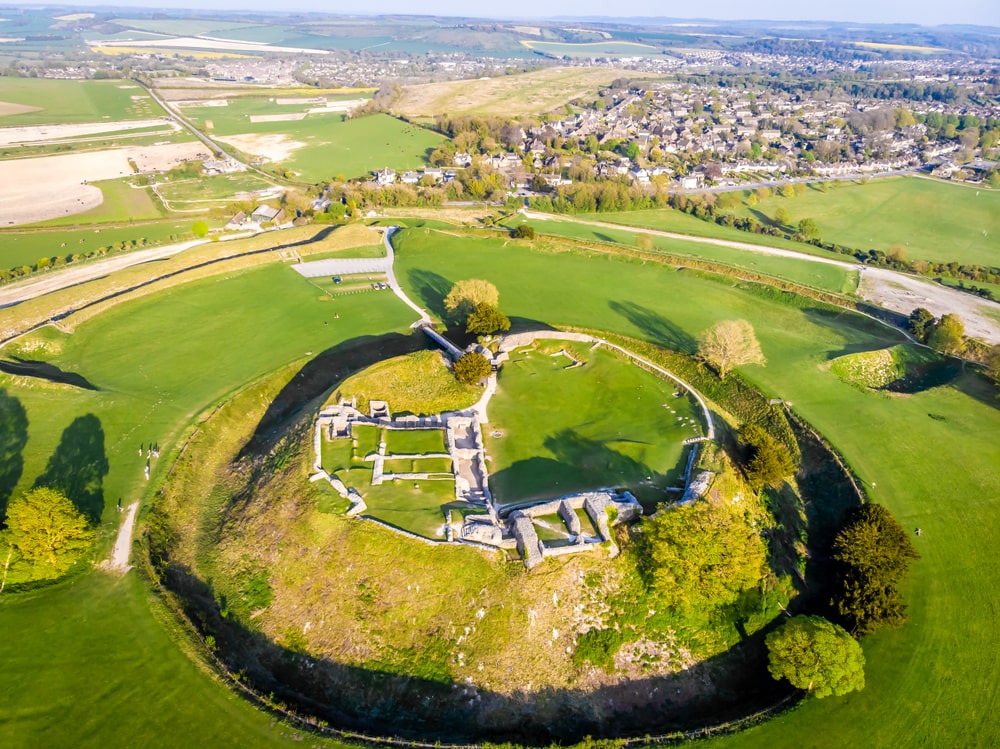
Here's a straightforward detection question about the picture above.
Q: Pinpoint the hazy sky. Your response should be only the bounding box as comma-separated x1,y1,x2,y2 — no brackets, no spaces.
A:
20,1,1000,28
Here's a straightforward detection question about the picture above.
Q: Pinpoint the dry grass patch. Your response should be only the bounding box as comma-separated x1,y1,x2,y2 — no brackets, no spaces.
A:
392,67,629,117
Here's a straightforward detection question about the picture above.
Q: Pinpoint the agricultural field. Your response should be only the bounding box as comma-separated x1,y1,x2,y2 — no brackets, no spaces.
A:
181,99,442,181
391,67,632,118
487,342,700,504
0,78,165,126
729,177,1000,267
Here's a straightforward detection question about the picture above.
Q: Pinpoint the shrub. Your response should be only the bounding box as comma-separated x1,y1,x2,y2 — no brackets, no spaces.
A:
453,352,492,385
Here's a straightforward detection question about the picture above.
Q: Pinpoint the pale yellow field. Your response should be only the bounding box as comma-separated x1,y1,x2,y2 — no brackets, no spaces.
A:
392,67,635,118
855,41,947,53
91,46,251,59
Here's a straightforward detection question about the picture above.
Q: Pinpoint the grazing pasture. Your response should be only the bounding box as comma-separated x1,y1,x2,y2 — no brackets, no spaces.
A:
0,78,165,125
731,177,1000,267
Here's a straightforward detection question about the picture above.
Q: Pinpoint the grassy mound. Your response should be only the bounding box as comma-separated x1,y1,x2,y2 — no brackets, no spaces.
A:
830,344,941,390
331,349,478,415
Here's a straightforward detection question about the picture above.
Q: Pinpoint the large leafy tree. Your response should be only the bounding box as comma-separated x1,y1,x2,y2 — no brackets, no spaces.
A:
4,487,94,576
907,307,935,342
927,313,965,356
641,498,767,617
831,503,919,635
766,615,865,698
466,302,510,336
697,319,765,380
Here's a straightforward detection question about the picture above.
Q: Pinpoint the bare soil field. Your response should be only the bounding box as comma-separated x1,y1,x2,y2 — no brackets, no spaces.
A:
0,118,176,146
95,37,330,55
392,67,630,117
0,143,208,225
216,132,306,161
0,100,41,117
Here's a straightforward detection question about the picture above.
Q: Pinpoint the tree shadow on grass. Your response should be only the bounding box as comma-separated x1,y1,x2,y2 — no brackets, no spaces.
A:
0,388,28,523
608,300,697,353
406,268,451,321
0,357,98,391
33,414,108,525
239,332,426,460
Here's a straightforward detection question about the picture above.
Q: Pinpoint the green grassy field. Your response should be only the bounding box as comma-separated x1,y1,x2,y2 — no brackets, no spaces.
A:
1,222,998,746
0,262,414,538
487,343,698,503
0,573,339,748
728,177,1000,267
0,219,195,269
0,79,165,125
155,173,277,207
392,227,1000,746
510,215,858,295
181,101,442,181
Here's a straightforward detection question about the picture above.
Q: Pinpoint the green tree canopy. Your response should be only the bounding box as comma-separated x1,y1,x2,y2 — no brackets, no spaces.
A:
773,207,790,226
740,424,796,490
831,503,920,635
4,487,94,576
927,313,965,356
465,302,511,336
797,217,820,239
766,615,865,698
641,497,767,617
192,220,209,238
453,352,492,385
907,307,935,342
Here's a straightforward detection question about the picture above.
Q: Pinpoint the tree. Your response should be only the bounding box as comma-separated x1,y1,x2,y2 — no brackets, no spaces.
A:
192,220,209,238
831,504,919,635
444,279,499,321
740,424,796,490
642,497,767,616
907,307,935,342
511,224,535,240
453,352,492,385
698,319,766,380
766,615,865,698
466,302,510,335
4,488,94,576
797,218,819,239
773,207,790,226
927,313,965,356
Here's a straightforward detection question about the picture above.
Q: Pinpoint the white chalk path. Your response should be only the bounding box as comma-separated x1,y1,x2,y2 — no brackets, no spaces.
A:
522,210,1000,345
382,226,433,326
105,501,140,574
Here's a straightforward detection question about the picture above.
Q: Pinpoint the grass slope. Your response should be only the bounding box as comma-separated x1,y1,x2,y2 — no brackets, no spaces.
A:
731,177,1000,267
0,574,336,748
392,68,630,117
392,227,1000,747
0,79,165,125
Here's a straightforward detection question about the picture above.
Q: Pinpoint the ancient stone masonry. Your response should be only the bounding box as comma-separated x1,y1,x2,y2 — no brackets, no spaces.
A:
313,328,716,568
